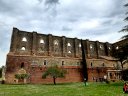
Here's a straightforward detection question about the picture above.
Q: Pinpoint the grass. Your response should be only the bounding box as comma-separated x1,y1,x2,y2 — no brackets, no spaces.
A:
0,82,127,96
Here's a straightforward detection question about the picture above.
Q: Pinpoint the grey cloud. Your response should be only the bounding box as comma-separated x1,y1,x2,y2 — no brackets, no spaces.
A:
61,26,72,31
0,0,27,16
43,0,60,16
38,0,43,3
45,0,59,5
107,0,125,17
0,0,126,66
0,28,11,50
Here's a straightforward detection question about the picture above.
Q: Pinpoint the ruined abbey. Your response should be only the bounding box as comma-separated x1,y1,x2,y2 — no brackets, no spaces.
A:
5,27,128,84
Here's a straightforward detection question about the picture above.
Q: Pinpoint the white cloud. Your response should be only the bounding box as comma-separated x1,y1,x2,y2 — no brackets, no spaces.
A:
0,0,126,66
77,19,101,30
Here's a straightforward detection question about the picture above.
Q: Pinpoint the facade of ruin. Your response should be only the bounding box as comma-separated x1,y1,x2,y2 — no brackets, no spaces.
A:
5,27,128,84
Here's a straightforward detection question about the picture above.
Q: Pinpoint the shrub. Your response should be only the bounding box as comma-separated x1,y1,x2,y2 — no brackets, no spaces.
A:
15,74,29,79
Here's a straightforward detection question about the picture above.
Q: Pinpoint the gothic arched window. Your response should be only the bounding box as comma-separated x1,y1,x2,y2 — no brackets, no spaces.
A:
78,43,82,54
79,43,81,47
22,37,27,42
67,42,72,54
90,44,95,50
67,43,71,47
40,39,45,44
108,46,111,50
116,46,119,50
53,40,59,53
54,40,59,46
68,51,71,53
90,44,93,49
21,47,25,51
39,39,45,52
90,44,95,56
100,44,104,50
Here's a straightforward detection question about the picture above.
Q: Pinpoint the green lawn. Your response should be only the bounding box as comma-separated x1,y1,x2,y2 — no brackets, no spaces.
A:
0,82,127,96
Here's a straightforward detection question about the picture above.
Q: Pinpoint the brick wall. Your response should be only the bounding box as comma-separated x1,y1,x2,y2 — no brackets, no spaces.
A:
5,27,121,84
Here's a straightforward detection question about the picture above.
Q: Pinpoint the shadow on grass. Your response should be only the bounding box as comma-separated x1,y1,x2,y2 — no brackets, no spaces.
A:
109,82,124,86
2,82,124,87
4,82,80,86
42,82,79,86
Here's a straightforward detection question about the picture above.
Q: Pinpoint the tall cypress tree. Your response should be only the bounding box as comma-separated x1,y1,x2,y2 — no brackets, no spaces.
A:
120,3,128,39
81,39,88,81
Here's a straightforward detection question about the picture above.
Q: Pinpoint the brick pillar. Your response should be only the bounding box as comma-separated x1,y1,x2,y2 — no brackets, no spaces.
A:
85,39,90,58
62,36,66,57
48,34,53,56
74,38,78,57
32,31,37,55
10,27,19,52
95,41,100,58
105,42,111,56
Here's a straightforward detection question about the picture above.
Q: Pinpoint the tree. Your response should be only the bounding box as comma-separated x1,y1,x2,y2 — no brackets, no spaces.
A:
120,3,128,39
112,44,128,81
15,74,29,79
81,39,88,82
0,66,5,78
0,67,2,78
112,44,128,69
42,65,67,85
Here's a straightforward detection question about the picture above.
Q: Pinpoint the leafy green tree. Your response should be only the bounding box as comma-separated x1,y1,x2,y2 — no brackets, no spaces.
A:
112,44,128,69
112,44,128,81
120,3,128,39
15,74,29,79
42,65,67,85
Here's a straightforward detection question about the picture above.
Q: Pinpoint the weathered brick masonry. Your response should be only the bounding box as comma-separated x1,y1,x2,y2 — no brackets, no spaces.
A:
5,27,127,84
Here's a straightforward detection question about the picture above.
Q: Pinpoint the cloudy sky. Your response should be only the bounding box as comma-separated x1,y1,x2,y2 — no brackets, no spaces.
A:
0,0,127,67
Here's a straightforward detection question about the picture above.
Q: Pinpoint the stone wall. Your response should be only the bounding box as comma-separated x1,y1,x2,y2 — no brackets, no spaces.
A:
5,27,123,84
10,28,112,58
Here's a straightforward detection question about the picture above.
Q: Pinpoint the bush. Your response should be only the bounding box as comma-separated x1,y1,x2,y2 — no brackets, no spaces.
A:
106,80,110,84
15,74,29,79
1,80,5,84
